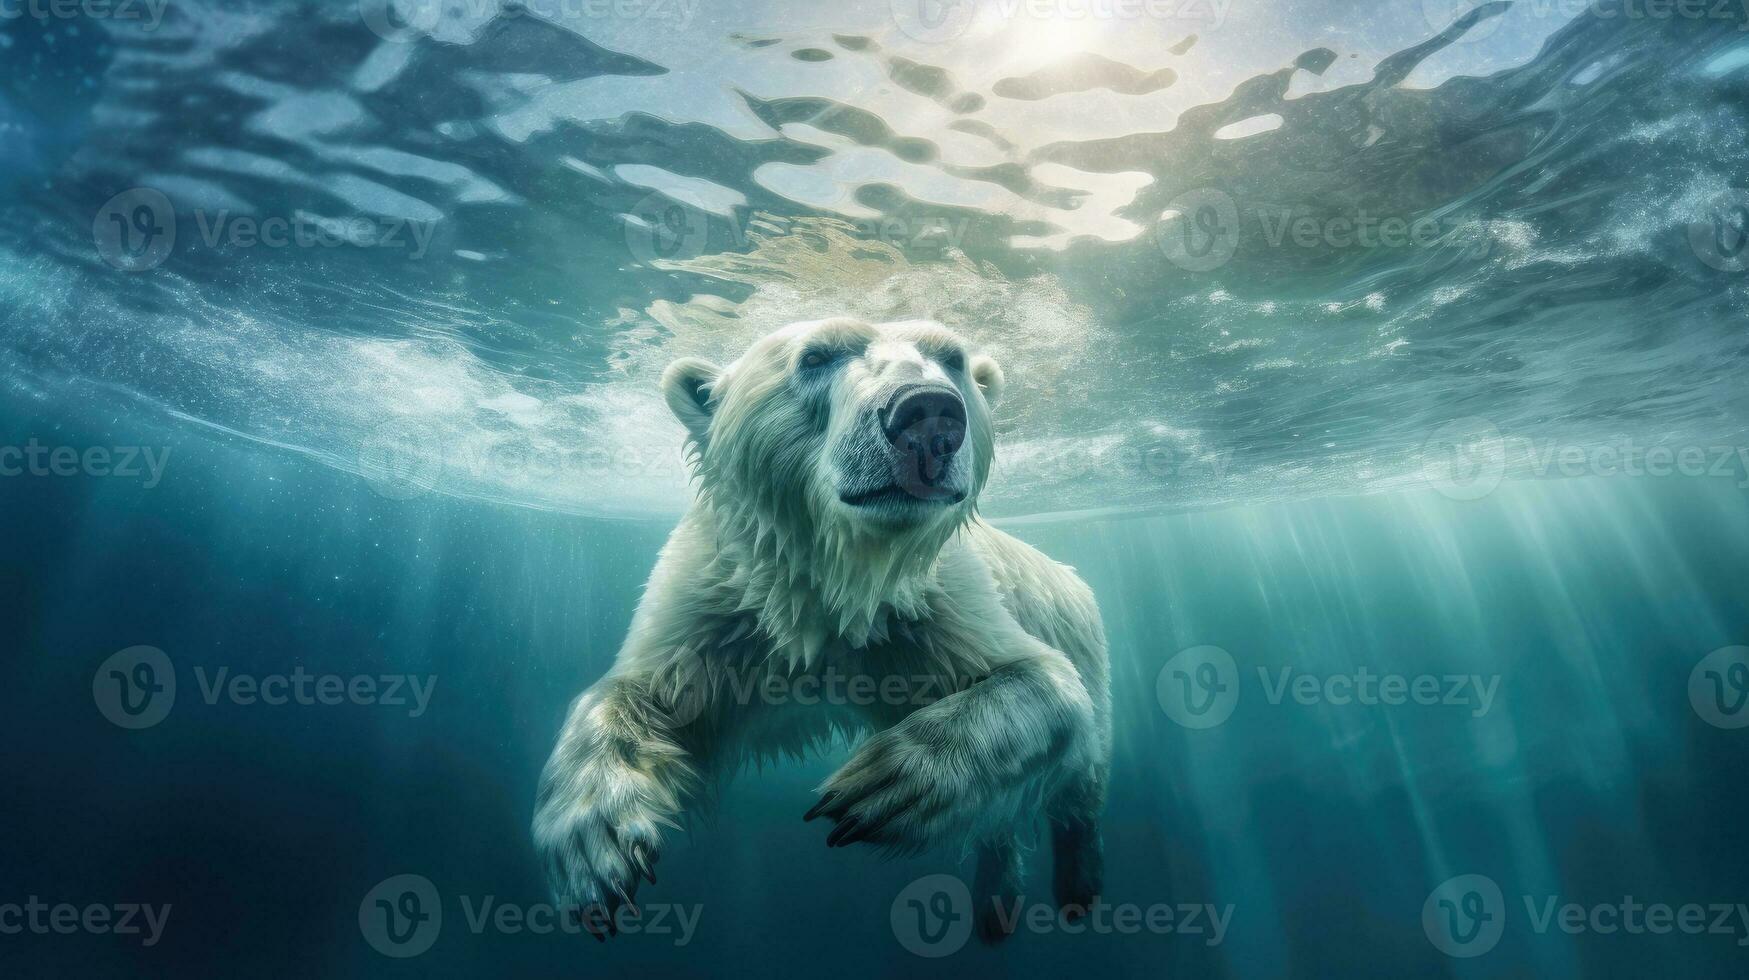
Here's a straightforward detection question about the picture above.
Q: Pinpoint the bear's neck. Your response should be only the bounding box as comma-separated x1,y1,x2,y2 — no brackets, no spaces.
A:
694,496,959,656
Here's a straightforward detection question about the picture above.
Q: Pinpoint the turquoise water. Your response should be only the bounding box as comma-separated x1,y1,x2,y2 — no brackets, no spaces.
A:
4,1,1749,976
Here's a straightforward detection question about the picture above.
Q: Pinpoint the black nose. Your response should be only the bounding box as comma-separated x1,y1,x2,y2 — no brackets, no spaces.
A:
883,386,967,446
882,385,967,483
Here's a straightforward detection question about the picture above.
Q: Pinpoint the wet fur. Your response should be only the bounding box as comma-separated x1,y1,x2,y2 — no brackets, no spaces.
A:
533,318,1111,941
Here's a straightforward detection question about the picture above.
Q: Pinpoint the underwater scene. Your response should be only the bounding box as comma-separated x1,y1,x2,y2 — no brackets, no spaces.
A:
4,0,1749,975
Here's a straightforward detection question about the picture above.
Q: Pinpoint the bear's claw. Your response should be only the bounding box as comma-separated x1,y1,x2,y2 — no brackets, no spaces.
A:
802,791,839,822
535,788,666,941
809,726,964,852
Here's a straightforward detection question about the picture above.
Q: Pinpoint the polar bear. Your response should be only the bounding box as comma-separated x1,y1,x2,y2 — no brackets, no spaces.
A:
533,317,1110,941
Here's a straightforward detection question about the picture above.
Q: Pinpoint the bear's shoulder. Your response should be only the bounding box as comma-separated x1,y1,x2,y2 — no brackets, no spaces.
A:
958,521,1105,662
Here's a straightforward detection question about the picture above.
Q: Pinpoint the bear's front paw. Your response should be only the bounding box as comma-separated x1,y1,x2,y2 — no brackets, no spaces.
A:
804,725,976,852
533,780,665,940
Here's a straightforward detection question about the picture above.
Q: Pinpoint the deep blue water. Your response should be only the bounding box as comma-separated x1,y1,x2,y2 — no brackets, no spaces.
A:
6,381,1749,977
5,0,1749,976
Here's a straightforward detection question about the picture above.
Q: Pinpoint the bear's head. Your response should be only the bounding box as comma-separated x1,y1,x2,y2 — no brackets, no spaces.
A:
660,318,1005,623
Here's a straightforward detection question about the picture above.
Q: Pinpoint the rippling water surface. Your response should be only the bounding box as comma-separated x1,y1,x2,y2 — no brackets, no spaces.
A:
7,0,1748,516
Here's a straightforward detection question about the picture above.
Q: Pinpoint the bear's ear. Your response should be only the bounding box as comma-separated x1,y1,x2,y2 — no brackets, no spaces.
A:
662,357,722,438
969,354,1004,409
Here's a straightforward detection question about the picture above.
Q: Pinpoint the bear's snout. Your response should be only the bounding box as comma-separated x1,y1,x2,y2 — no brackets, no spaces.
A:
882,384,967,494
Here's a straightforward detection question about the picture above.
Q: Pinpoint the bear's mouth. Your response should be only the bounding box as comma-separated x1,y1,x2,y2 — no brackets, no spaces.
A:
839,484,966,508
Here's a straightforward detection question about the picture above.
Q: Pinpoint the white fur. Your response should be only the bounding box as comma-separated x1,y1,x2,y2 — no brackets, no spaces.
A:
534,318,1110,940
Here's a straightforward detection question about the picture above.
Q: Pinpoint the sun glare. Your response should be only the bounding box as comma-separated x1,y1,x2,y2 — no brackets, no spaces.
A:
986,7,1115,67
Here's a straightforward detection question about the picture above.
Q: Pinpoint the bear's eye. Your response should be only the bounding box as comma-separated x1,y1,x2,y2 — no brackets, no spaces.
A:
941,350,966,372
799,348,837,371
